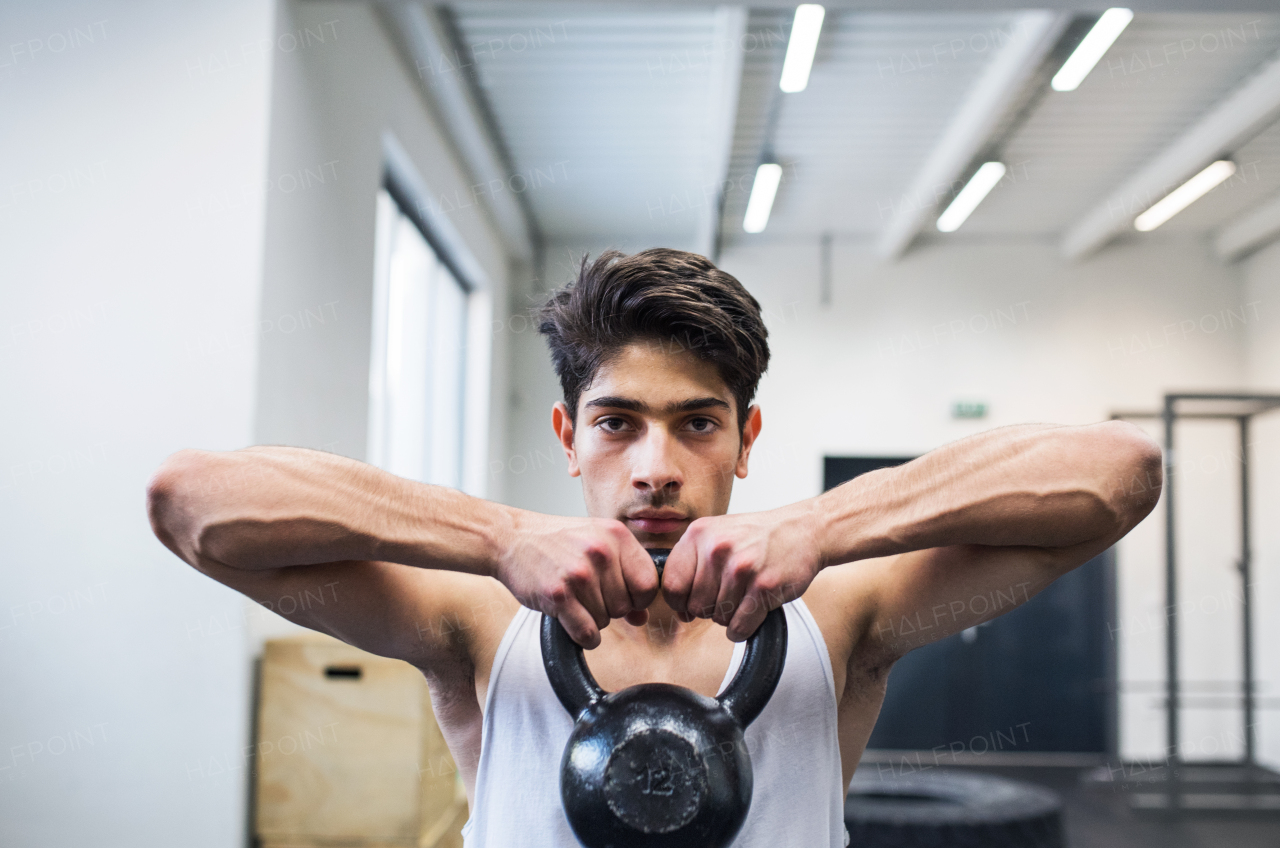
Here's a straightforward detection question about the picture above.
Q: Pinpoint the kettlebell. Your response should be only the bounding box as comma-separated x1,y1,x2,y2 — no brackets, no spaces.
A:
541,548,788,848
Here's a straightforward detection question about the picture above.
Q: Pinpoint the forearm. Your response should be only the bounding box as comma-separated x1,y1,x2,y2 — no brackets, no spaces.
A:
813,421,1162,565
146,446,514,576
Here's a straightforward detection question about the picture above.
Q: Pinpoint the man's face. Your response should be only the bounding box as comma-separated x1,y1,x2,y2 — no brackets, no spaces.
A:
552,341,761,548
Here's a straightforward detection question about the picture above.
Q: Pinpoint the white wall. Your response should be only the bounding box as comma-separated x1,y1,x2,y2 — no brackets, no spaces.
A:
501,233,1269,765
252,0,510,462
0,1,523,843
0,1,274,845
244,0,515,652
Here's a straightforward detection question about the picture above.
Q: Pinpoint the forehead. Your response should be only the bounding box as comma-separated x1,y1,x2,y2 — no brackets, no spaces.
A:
584,341,730,402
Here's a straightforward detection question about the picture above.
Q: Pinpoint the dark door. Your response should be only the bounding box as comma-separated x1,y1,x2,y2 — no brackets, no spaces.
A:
824,456,1115,754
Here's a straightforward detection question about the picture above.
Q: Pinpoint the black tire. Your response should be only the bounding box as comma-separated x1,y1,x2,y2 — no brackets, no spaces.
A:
844,769,1064,848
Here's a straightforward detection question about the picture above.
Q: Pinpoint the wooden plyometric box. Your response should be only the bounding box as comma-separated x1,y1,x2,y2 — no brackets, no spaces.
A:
255,634,468,847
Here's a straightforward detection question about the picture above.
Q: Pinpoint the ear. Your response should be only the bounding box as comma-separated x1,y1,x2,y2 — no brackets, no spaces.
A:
735,404,762,479
552,401,581,478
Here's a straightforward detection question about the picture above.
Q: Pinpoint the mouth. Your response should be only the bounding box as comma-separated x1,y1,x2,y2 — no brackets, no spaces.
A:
624,509,688,535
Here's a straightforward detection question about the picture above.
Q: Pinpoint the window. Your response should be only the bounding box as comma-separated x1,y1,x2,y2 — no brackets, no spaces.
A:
368,187,468,488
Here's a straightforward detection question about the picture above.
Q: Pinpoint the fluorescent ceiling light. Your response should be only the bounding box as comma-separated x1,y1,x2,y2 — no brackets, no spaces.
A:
743,163,783,233
1051,8,1134,92
1134,160,1236,232
936,162,1006,233
779,5,825,93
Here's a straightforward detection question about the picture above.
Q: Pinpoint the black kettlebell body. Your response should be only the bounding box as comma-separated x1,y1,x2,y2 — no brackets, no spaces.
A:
541,550,788,848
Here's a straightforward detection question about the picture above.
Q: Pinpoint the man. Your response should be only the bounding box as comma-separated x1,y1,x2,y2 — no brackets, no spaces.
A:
147,248,1162,847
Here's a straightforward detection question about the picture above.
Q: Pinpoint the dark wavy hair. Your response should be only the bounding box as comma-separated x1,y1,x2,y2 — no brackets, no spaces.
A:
537,248,770,431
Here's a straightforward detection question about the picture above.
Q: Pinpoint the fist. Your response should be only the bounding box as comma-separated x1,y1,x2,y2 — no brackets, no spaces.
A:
496,512,659,648
662,505,823,641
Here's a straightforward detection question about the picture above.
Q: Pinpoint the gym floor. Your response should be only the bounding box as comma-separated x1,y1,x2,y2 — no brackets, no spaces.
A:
946,765,1280,848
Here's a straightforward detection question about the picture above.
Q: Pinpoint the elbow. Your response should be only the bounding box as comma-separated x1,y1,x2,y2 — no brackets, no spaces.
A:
1097,420,1164,529
146,449,215,559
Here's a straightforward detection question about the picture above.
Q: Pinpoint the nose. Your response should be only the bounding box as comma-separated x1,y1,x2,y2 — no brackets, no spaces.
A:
630,423,682,495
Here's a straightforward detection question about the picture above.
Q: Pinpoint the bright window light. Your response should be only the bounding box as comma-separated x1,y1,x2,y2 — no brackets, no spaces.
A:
779,5,825,93
743,163,783,233
1134,160,1236,232
1051,8,1134,92
369,189,468,488
936,162,1006,233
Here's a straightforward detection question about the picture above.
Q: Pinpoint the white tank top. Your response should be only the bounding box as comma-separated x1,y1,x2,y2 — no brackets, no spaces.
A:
461,598,850,847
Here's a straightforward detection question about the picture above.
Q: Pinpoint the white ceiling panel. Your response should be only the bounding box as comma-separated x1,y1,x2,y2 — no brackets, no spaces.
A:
962,13,1280,236
721,10,1026,241
428,6,1280,256
451,3,737,244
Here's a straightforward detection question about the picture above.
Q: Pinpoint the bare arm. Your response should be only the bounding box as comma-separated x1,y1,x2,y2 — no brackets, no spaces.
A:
817,420,1162,660
147,446,509,576
145,447,513,668
820,420,1161,561
146,447,659,665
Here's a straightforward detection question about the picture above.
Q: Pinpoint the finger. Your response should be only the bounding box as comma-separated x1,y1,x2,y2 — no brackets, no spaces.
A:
555,600,602,649
726,591,770,642
712,561,752,629
661,536,698,615
574,573,610,633
618,538,660,613
686,545,727,620
624,610,648,627
596,547,634,620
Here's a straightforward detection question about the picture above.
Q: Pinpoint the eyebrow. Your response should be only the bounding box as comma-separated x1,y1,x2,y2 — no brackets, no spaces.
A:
584,395,731,415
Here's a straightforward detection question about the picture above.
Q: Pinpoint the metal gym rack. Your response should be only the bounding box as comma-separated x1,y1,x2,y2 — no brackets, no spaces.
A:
1111,393,1280,813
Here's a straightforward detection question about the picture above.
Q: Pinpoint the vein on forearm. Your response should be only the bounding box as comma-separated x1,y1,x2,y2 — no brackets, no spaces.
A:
817,423,1140,563
167,446,507,576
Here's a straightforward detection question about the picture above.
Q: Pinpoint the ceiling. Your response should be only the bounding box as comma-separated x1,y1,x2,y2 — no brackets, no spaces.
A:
976,13,1280,236
728,9,1028,237
450,5,736,244
413,4,1280,259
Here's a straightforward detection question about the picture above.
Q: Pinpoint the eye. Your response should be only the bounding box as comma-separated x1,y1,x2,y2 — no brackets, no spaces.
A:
597,416,633,433
684,417,719,433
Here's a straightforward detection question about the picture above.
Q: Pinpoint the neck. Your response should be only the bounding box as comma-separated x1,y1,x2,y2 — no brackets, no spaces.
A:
611,594,720,647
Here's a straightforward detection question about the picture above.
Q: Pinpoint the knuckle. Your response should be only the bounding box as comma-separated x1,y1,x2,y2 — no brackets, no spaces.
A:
629,569,653,593
565,566,592,587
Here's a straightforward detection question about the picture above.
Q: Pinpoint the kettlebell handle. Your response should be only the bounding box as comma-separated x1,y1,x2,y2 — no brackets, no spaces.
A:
540,549,788,729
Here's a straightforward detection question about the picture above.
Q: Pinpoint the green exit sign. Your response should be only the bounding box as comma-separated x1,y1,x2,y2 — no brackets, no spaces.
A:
952,401,988,419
